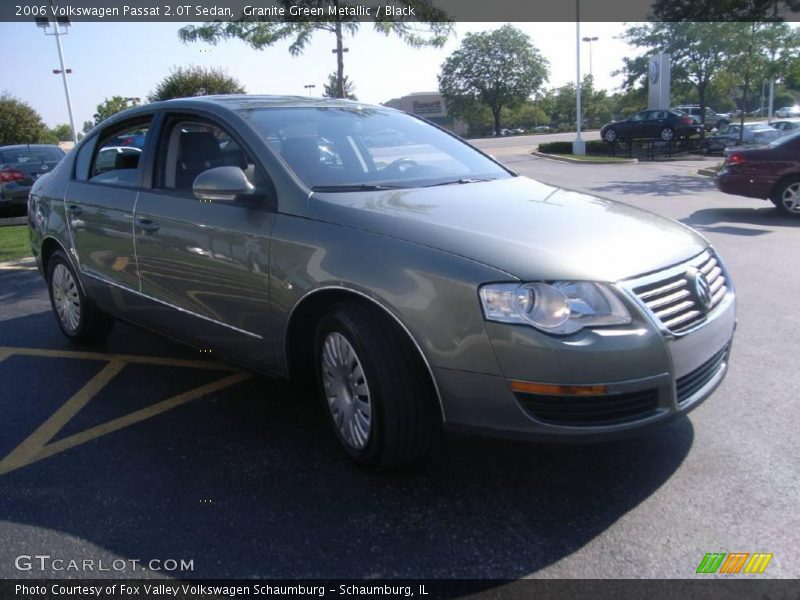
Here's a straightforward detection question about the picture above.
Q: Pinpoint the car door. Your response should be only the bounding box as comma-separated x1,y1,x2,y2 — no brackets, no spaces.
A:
132,113,277,366
619,111,647,139
65,116,153,294
648,110,669,138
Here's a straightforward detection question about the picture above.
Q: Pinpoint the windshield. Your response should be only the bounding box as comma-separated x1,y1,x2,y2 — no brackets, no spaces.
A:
239,106,511,190
0,147,64,164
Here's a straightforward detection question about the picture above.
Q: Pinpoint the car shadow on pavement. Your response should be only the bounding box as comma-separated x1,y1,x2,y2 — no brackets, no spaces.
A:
0,310,695,580
683,206,800,232
589,174,717,197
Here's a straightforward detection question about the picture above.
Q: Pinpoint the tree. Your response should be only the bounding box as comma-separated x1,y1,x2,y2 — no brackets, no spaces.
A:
50,123,74,142
322,72,357,100
503,102,549,130
438,24,550,136
0,93,51,146
82,120,94,135
93,96,135,125
178,2,452,99
650,0,800,21
721,22,800,140
149,65,245,102
617,22,743,136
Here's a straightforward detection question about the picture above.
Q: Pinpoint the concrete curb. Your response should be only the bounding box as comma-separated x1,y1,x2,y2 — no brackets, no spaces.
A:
697,168,720,177
0,217,27,227
0,256,36,271
530,150,638,164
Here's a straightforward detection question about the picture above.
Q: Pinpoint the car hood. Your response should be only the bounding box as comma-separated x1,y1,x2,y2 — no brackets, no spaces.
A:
310,176,707,282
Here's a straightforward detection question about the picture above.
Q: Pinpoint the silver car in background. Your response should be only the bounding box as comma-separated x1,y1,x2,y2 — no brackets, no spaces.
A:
704,123,781,153
28,96,736,469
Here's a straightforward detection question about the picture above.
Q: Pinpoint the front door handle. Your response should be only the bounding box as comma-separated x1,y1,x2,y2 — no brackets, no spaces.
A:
67,204,82,216
137,218,160,234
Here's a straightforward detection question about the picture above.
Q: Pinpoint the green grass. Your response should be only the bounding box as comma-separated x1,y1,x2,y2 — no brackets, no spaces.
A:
550,154,633,163
0,225,32,262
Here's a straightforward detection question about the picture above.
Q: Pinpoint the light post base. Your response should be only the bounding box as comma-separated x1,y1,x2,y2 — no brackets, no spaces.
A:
572,138,586,156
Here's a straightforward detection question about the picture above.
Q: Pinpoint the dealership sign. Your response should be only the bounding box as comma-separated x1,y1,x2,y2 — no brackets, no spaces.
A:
413,100,445,116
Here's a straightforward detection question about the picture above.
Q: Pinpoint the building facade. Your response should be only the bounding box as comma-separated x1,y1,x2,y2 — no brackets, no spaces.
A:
383,92,468,136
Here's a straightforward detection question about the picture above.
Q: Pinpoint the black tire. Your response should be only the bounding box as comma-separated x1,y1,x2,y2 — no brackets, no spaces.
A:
603,129,617,143
660,127,675,142
46,250,114,343
770,176,800,218
314,301,440,470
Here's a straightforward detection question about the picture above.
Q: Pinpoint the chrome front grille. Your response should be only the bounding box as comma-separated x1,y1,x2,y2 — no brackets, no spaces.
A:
631,251,729,334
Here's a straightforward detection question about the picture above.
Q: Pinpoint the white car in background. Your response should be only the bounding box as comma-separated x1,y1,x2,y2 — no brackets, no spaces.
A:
775,105,800,118
770,119,800,137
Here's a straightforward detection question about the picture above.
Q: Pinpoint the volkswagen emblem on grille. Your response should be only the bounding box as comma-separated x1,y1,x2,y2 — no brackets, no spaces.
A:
687,268,712,311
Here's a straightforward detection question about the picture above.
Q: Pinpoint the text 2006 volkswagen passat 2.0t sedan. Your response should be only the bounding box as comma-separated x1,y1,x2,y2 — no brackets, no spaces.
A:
29,96,735,469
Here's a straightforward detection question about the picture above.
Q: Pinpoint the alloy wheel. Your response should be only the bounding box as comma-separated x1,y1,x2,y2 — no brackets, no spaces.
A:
780,182,800,214
320,332,372,449
52,263,81,333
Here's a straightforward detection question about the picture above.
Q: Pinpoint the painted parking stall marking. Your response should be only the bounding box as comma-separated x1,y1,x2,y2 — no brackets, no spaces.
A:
0,346,250,476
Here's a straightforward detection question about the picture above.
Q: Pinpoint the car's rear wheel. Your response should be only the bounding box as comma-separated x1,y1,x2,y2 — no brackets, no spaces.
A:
771,177,800,217
47,250,114,343
660,127,675,142
604,129,617,143
314,302,440,469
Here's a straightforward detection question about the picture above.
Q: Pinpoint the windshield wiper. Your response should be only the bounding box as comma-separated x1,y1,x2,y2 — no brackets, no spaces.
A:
424,178,496,187
311,184,408,192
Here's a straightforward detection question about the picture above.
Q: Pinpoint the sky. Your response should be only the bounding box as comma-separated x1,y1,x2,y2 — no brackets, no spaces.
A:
0,21,632,128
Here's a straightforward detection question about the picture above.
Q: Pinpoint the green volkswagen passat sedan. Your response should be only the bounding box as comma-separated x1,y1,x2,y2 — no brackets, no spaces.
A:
29,96,735,469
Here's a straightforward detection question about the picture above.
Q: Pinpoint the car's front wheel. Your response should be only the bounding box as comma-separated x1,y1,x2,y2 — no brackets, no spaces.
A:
603,129,617,143
314,302,440,469
771,177,800,218
47,250,114,343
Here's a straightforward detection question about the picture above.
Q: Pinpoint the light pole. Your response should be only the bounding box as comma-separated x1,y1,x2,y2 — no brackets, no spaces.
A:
304,84,316,97
36,13,78,144
573,0,585,155
581,36,598,80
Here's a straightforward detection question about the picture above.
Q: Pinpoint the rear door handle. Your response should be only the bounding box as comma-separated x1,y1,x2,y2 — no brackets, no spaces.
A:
137,218,160,234
67,204,82,216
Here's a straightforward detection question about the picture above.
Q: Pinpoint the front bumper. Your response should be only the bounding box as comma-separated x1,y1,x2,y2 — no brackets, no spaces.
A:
438,251,736,441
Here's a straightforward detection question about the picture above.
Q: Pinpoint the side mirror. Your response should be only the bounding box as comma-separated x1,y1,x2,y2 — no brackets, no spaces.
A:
193,166,254,203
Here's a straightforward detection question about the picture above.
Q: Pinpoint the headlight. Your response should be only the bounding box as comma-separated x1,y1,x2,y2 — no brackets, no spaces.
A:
479,281,631,335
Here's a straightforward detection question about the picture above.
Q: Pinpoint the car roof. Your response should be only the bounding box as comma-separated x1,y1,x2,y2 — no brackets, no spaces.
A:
0,144,63,150
87,94,394,134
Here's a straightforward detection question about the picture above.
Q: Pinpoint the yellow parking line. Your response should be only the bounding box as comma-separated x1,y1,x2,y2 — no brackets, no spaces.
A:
0,346,239,370
35,371,251,466
0,360,126,475
0,346,253,476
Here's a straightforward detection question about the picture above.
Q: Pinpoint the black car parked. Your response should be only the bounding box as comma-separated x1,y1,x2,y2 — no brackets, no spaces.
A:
601,110,702,144
0,144,65,216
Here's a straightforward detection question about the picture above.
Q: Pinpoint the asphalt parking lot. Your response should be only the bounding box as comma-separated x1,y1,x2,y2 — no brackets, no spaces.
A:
1,151,799,580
